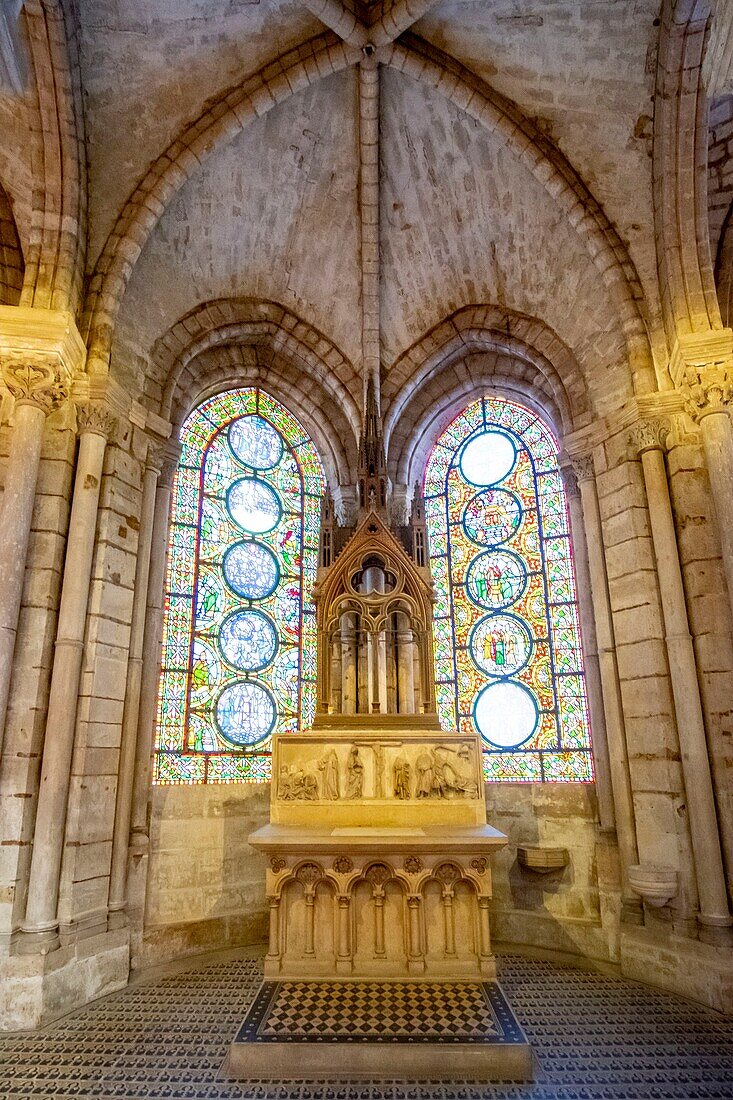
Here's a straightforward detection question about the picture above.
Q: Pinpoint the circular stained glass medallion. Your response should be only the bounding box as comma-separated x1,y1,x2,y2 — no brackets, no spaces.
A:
229,415,283,471
466,550,527,610
460,430,516,486
223,541,279,600
463,488,522,547
219,610,278,671
227,477,282,534
474,681,539,748
469,613,532,677
216,681,276,746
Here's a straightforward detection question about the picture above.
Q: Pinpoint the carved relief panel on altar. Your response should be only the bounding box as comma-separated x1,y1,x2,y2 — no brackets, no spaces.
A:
271,731,487,826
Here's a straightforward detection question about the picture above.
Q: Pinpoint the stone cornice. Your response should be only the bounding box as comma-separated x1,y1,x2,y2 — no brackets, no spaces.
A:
0,306,86,381
562,391,686,459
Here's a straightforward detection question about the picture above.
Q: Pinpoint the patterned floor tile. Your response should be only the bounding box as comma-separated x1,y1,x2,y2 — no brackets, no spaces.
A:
0,952,730,1099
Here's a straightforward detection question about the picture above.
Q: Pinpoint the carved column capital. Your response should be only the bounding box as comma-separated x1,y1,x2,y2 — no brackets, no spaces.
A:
570,454,595,484
683,363,733,422
75,400,116,440
2,359,68,414
628,417,670,456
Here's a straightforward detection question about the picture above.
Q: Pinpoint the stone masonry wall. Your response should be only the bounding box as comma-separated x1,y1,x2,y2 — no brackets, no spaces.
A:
142,782,270,970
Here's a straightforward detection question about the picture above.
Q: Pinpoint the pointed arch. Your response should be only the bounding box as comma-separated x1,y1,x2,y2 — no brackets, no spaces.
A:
0,181,23,305
83,33,360,375
384,306,589,488
382,34,658,394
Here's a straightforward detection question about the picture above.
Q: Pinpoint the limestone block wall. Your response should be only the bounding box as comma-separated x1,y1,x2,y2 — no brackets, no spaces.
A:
141,781,270,969
487,784,615,963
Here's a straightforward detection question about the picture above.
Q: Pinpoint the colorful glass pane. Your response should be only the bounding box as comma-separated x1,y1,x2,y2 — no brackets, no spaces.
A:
154,387,325,784
424,396,593,782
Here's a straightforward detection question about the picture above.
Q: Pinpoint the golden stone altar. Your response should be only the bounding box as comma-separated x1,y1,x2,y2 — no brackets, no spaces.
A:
248,509,508,981
229,500,531,1080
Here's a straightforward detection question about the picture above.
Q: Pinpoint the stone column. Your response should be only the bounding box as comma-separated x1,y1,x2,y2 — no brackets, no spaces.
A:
329,632,342,714
127,451,177,863
687,372,733,616
373,892,386,957
340,613,357,715
477,896,492,958
336,895,351,973
107,444,161,928
19,401,115,953
442,889,456,956
396,611,415,715
575,457,642,921
631,419,733,943
266,896,281,961
563,461,615,831
407,895,424,973
0,362,66,754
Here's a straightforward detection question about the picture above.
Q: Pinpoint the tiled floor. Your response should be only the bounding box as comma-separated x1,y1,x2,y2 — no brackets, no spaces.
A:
0,950,731,1099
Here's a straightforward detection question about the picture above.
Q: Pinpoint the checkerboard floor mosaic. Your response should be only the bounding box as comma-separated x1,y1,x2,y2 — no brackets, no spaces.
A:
235,980,518,1042
0,949,732,1099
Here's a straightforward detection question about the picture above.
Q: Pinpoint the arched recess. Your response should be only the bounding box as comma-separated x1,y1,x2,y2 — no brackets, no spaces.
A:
82,32,359,375
384,306,590,488
654,0,723,344
154,301,361,494
716,206,733,326
382,35,658,394
20,0,86,313
0,182,23,305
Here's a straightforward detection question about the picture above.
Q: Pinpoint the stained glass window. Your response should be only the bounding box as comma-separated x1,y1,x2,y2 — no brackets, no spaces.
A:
424,396,593,783
154,388,325,784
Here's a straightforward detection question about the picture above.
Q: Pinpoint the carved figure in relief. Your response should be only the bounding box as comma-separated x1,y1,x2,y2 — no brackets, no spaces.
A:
346,745,364,798
415,746,479,799
372,742,385,798
393,756,411,799
278,764,319,801
318,749,340,800
415,751,434,798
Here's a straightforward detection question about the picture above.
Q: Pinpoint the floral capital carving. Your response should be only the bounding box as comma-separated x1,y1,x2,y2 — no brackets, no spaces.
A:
684,364,733,422
629,417,669,456
76,401,116,440
570,454,595,484
2,360,68,414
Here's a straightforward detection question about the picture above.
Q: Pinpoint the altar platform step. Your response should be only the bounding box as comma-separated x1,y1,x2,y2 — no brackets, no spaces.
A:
226,978,533,1081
